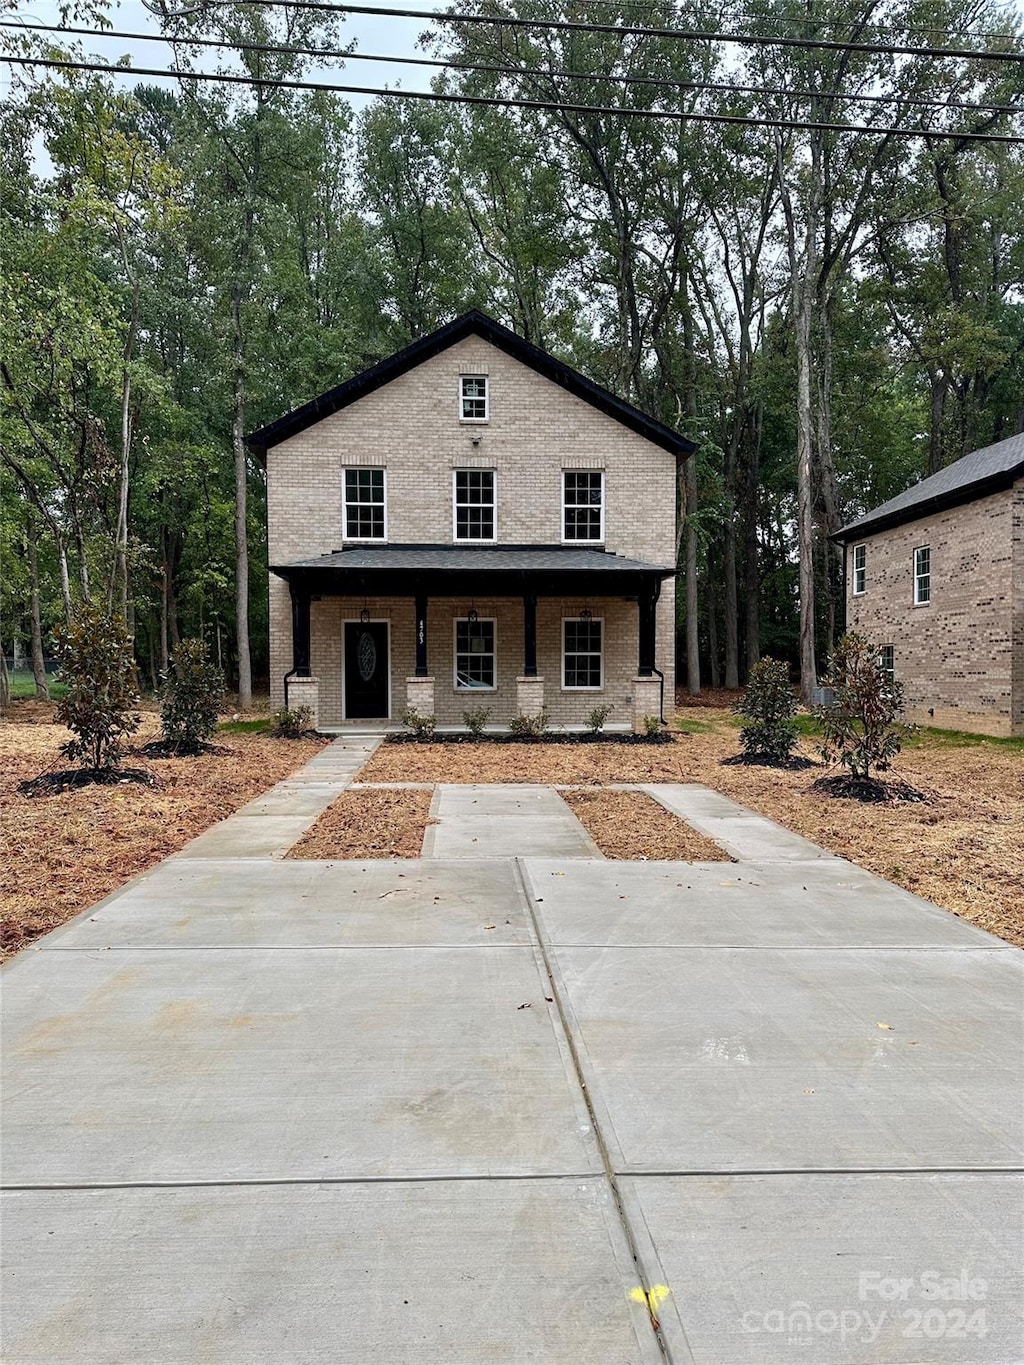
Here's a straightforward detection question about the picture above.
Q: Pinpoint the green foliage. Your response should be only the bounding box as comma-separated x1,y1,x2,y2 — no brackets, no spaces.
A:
817,634,911,780
53,604,140,770
734,657,799,763
509,707,549,738
587,704,612,734
401,706,437,739
273,705,313,738
160,638,225,752
462,705,491,736
642,715,663,738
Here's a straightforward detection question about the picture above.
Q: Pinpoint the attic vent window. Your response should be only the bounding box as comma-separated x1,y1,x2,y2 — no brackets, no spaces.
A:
460,375,488,422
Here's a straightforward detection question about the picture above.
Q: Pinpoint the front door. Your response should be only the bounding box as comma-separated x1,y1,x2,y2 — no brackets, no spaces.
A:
344,622,389,719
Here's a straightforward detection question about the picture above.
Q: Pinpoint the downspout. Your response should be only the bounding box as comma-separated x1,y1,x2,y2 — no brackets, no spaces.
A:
652,665,666,724
282,667,298,712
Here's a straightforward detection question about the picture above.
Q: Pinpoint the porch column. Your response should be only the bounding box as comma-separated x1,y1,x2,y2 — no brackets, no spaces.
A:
516,591,545,719
406,591,435,719
633,582,661,732
290,583,312,676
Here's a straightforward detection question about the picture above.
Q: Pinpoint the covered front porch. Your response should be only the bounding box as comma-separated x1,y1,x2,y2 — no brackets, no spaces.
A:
270,546,675,733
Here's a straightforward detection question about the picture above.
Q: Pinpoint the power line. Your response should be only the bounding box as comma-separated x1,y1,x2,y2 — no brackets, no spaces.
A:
6,19,1021,116
134,0,1024,67
4,52,1022,142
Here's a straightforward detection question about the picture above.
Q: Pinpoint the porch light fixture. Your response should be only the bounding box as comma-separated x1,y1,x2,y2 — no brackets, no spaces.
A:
579,601,592,621
467,601,479,623
359,599,371,624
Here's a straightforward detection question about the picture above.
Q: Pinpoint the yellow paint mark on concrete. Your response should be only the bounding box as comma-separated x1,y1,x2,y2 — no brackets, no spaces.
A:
629,1284,672,1314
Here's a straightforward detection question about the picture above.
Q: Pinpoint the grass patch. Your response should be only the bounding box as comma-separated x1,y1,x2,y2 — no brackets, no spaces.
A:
7,674,67,700
906,725,1024,753
674,717,714,735
218,717,273,734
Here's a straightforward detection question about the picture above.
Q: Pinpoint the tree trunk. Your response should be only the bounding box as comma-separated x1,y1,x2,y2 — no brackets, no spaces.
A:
743,405,762,674
0,638,10,709
231,288,252,709
928,373,947,474
680,290,701,695
27,527,49,699
706,558,721,690
794,263,817,702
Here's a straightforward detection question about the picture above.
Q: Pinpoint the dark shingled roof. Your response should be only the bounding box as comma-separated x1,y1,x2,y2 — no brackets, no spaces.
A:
246,309,695,460
836,432,1024,541
273,545,673,575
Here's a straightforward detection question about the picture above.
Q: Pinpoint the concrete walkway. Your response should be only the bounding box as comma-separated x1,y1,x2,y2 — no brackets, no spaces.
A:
2,739,1022,1363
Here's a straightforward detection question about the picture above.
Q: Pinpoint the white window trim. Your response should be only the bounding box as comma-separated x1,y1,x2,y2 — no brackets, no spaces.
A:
878,644,895,680
561,470,606,545
452,468,497,543
453,616,497,692
852,543,866,596
561,616,605,692
342,466,388,543
458,374,489,423
341,617,392,720
913,545,931,606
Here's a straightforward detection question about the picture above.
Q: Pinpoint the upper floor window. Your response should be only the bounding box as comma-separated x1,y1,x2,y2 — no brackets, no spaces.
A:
460,375,488,422
563,471,605,543
453,469,496,541
852,543,866,595
914,545,931,605
343,467,386,540
454,617,496,690
563,616,603,690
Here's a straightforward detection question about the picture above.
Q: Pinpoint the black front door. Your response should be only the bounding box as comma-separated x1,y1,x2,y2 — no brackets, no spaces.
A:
344,622,389,718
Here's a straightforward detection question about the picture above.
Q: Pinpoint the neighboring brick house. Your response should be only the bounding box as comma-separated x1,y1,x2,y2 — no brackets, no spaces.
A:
247,311,692,732
836,434,1024,737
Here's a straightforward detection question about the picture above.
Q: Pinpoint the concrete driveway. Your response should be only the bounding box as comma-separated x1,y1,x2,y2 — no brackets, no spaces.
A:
2,741,1022,1363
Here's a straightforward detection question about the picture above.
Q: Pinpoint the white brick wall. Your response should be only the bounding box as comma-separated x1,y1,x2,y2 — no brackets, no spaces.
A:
267,335,677,725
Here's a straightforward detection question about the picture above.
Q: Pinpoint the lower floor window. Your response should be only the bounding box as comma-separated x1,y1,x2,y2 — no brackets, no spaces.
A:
563,617,603,689
455,618,496,689
878,644,895,681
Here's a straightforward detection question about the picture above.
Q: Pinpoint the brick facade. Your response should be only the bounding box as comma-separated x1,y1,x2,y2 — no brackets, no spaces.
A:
266,334,677,728
844,478,1024,737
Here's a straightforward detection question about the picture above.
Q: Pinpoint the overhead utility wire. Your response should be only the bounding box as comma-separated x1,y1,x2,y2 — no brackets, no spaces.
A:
4,54,1022,142
140,0,1024,66
7,21,1021,115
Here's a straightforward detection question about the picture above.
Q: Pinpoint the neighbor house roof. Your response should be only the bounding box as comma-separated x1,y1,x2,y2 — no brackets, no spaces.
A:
246,310,695,461
836,432,1024,541
270,544,675,596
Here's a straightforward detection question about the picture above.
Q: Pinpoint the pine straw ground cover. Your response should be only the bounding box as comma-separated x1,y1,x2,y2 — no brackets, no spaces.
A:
562,789,732,861
1,708,325,958
358,713,1024,947
287,788,434,860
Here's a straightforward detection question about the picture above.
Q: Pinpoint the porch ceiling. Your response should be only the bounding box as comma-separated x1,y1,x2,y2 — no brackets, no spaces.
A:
270,544,675,597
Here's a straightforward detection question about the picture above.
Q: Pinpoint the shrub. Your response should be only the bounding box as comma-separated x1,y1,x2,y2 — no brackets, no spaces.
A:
401,706,437,739
509,707,548,738
817,632,910,779
642,714,662,737
734,657,799,763
53,604,141,771
273,704,313,738
160,638,225,752
587,704,612,734
462,705,491,737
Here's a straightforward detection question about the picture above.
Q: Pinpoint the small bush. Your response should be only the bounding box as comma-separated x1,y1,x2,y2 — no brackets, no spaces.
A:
734,657,799,763
817,633,911,779
160,638,225,752
273,704,313,738
642,714,662,737
462,705,491,737
509,707,548,738
401,706,437,739
53,604,140,771
587,704,612,734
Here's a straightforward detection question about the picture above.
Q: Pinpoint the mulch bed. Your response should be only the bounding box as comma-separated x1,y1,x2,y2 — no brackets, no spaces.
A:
563,789,732,861
286,788,434,859
811,774,928,803
19,767,157,796
721,753,818,770
387,731,673,746
137,739,235,759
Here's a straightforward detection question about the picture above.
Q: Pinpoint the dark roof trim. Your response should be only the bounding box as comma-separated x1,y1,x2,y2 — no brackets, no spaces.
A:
246,309,695,460
832,464,1023,543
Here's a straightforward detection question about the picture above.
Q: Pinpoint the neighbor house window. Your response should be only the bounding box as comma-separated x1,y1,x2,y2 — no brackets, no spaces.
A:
563,617,603,690
453,469,496,540
460,375,488,421
852,543,866,595
878,644,895,681
343,467,386,540
563,471,605,542
914,545,931,605
454,617,496,689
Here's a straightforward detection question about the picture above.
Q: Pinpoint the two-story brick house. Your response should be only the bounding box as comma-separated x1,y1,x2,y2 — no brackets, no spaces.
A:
835,433,1024,737
247,311,693,732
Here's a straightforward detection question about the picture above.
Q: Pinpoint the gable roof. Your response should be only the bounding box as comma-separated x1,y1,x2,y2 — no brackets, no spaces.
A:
246,309,695,460
836,431,1024,542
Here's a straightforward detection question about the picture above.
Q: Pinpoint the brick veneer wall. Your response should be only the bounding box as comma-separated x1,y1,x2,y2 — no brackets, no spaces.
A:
844,481,1023,737
266,334,677,724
